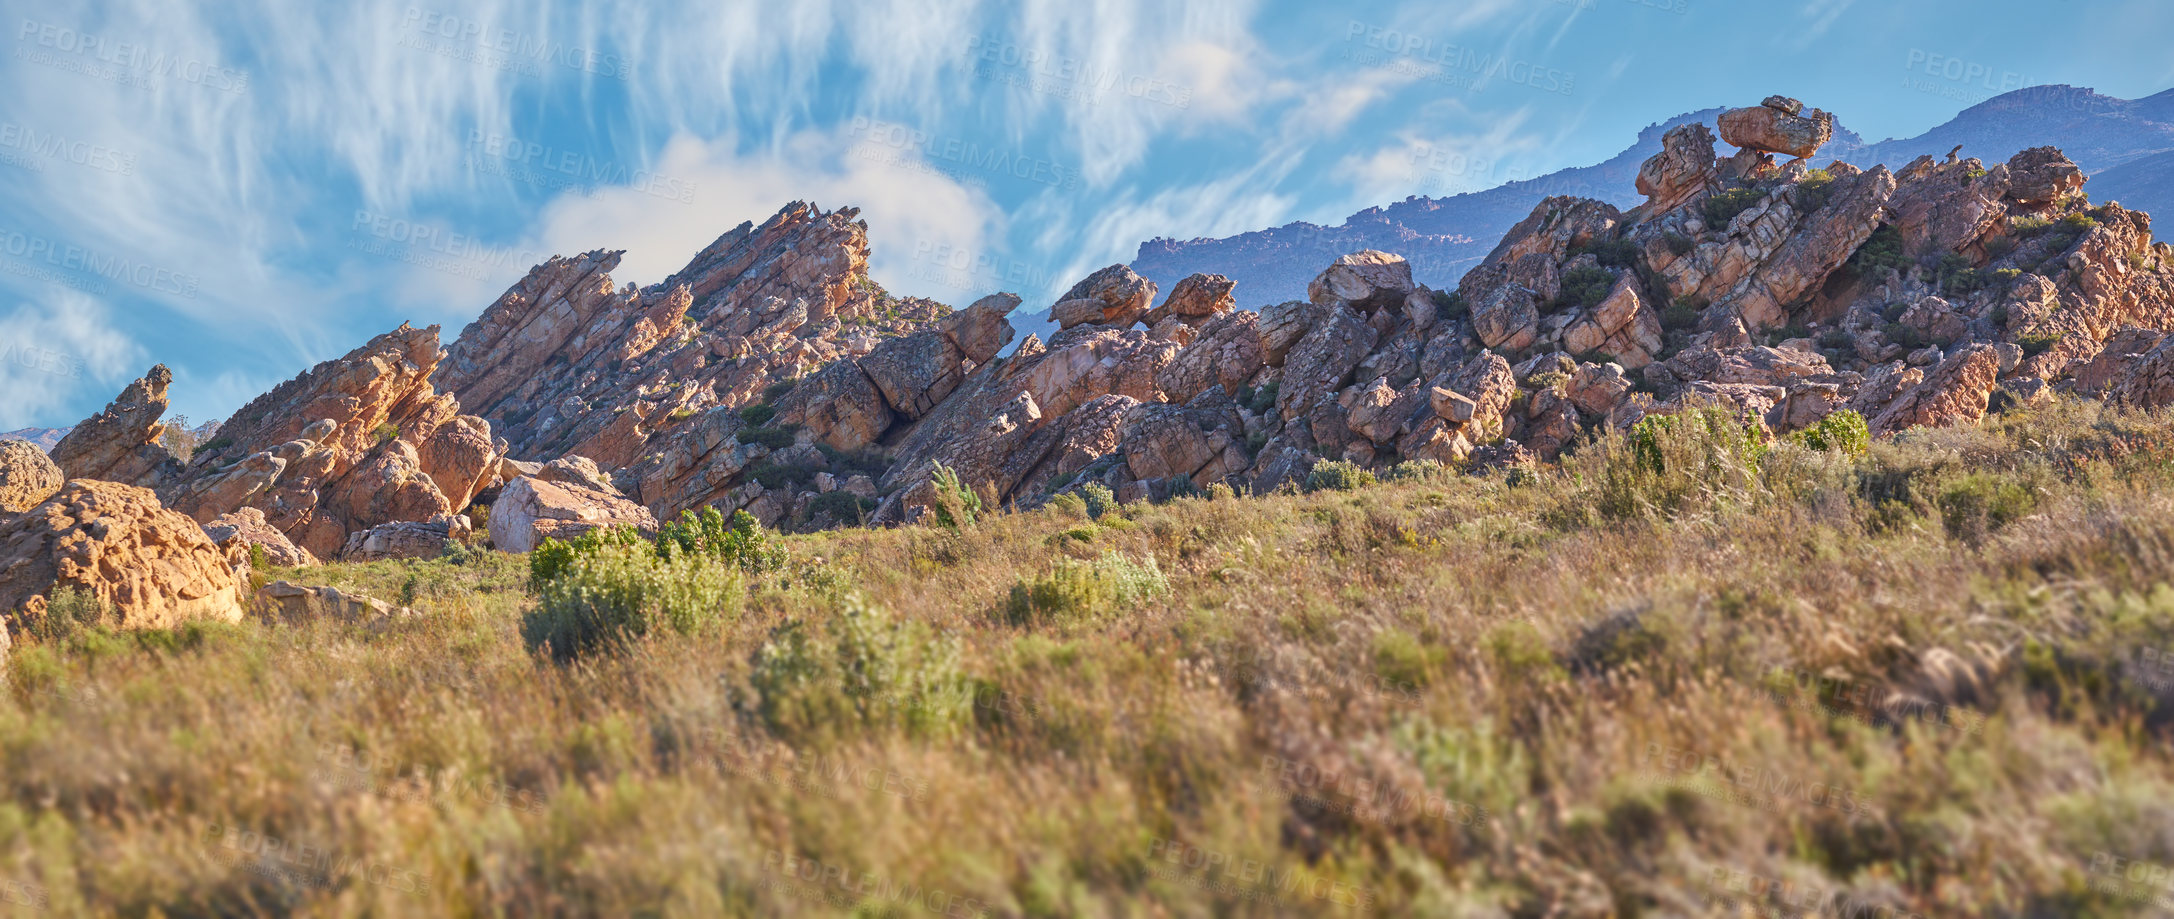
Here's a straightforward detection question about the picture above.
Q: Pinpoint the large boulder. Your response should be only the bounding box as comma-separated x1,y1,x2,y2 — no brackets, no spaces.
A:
203,507,320,568
1052,265,1157,329
337,515,473,562
253,581,412,626
0,440,64,513
1156,310,1265,404
49,365,185,488
1635,122,1719,215
1153,273,1238,321
0,481,246,633
1870,344,2005,434
2003,146,2085,206
488,473,658,554
1717,103,1835,159
774,360,893,452
1276,304,1379,418
1308,251,1414,313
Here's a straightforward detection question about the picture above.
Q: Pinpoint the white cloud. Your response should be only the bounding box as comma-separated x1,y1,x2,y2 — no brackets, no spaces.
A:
515,130,1005,301
0,291,144,429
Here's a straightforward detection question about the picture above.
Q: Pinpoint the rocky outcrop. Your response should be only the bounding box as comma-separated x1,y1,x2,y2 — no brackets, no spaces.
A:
490,459,658,553
1718,98,1835,159
0,440,63,513
253,581,412,627
161,324,501,559
1308,251,1414,313
1052,265,1157,330
1870,344,2007,434
1635,122,1719,216
49,365,185,488
0,481,246,633
337,515,473,562
203,507,319,568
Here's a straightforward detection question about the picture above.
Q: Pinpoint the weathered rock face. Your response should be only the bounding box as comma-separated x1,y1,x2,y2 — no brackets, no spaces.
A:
1717,102,1835,159
0,440,64,513
203,507,320,568
49,365,185,487
1053,264,1158,330
337,515,473,562
254,581,411,626
490,462,658,553
1870,344,2005,434
0,481,246,632
218,99,2165,535
435,202,946,467
1636,122,1719,216
161,323,500,559
1308,251,1414,313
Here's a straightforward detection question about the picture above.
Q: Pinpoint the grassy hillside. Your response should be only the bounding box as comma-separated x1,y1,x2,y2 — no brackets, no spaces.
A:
7,398,2174,916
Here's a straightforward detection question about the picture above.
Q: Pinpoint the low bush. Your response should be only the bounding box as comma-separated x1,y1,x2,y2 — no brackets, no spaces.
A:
748,596,970,738
520,542,742,660
1304,459,1377,493
1702,187,1766,227
1794,409,1871,458
1003,553,1170,628
1591,406,1771,519
930,462,982,529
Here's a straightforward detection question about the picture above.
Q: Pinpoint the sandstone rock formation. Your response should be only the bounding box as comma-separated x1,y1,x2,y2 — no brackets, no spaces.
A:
0,439,63,513
0,481,246,633
69,99,2162,543
49,365,185,487
254,581,412,626
203,507,320,568
159,323,501,559
490,458,658,553
1718,98,1835,159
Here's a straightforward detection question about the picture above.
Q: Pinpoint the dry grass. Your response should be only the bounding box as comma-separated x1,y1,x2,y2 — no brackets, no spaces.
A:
7,396,2174,916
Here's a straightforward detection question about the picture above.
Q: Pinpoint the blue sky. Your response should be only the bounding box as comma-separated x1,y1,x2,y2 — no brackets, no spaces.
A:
1,0,2170,429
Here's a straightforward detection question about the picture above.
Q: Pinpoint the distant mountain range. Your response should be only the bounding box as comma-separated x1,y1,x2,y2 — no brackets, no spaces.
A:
0,427,69,451
1133,85,2174,305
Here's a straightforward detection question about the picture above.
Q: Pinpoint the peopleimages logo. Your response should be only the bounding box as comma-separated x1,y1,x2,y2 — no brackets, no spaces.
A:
466,131,696,203
1344,21,1575,96
17,19,250,93
0,227,200,298
0,123,133,175
401,8,631,81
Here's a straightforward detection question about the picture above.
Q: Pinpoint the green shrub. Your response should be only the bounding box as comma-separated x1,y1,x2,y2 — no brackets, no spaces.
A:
807,490,876,522
1794,169,1837,212
653,507,787,574
761,380,798,404
1385,460,1454,482
1664,231,1696,256
1991,267,2022,282
1003,553,1170,628
1793,410,1870,458
2010,215,2053,237
1078,483,1117,520
529,525,647,591
666,407,699,424
1304,459,1377,493
1702,187,1766,227
735,426,797,449
749,462,812,490
1572,238,1642,270
1596,406,1771,519
1553,266,1616,312
1430,289,1469,320
372,422,400,446
521,542,741,660
2061,213,2099,232
1936,473,2039,541
1842,225,1911,282
738,404,778,427
1883,322,1924,351
929,462,982,529
1240,382,1279,415
2017,331,2064,358
32,587,111,644
1661,296,1704,332
748,597,970,738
